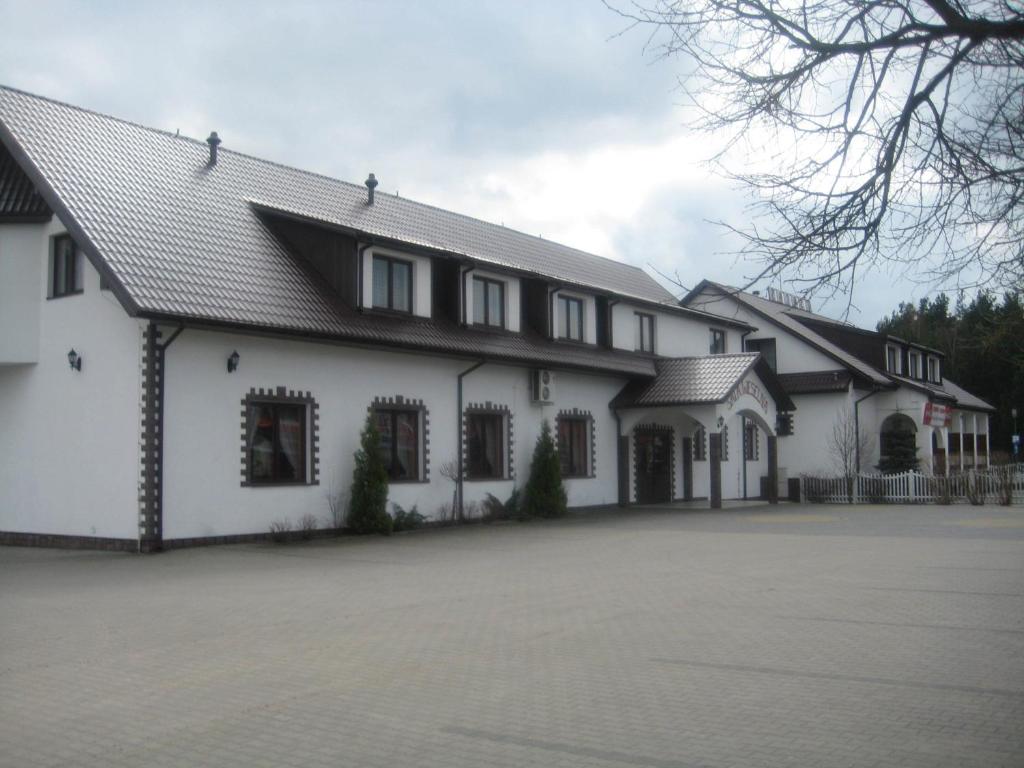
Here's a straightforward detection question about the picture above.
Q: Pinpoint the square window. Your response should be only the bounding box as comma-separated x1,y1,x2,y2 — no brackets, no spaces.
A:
375,407,421,480
908,352,920,378
246,402,307,484
558,417,591,477
635,312,655,353
372,255,413,313
558,296,584,342
466,412,506,479
885,345,900,373
50,235,82,298
927,357,940,382
745,338,777,371
709,328,726,354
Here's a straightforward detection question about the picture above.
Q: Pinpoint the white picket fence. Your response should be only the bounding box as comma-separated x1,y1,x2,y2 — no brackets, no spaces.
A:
801,466,1024,505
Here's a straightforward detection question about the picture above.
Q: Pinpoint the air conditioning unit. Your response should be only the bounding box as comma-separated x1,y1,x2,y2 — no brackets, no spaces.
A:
531,369,555,404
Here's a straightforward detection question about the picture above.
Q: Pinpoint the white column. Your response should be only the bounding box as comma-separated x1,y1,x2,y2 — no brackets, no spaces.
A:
959,414,965,471
972,413,978,469
978,415,987,468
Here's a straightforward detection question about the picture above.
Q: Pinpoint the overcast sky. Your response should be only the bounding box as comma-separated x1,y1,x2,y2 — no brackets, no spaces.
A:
0,0,936,325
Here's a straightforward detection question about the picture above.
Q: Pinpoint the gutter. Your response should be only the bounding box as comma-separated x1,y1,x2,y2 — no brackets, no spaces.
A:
456,360,486,519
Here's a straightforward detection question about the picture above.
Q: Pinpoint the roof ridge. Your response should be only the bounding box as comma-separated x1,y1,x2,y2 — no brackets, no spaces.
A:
0,83,657,283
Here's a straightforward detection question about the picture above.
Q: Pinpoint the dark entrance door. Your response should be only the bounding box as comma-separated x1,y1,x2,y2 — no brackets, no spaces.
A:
635,428,672,503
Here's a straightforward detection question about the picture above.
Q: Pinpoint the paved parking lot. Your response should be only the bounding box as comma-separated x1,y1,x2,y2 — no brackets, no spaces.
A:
2,503,1023,768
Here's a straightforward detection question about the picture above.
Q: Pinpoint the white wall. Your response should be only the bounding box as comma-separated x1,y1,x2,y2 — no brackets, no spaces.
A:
161,330,628,540
466,268,521,332
781,391,853,476
0,223,44,363
361,245,432,318
688,289,838,372
610,301,747,357
0,218,142,540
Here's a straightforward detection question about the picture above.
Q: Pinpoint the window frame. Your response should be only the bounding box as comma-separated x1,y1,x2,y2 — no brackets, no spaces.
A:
692,426,707,461
927,356,940,383
743,420,759,461
908,350,921,379
465,410,509,480
374,406,423,482
49,234,83,299
709,328,727,355
885,344,901,374
557,295,585,342
634,312,655,353
371,254,414,314
473,276,506,329
557,412,594,478
242,393,317,489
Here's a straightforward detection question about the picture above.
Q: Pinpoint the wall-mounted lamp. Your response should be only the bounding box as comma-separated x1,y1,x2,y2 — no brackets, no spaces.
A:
227,350,240,373
716,415,725,429
67,348,82,371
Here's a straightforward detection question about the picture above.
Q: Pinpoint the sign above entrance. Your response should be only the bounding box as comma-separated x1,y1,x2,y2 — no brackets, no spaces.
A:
726,377,769,415
922,402,952,427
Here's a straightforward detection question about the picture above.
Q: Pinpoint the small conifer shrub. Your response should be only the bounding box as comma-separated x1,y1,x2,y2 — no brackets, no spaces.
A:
347,414,393,535
521,420,567,519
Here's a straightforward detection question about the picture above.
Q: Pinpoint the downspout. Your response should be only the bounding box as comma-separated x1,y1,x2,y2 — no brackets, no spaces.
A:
854,386,882,473
356,243,372,310
739,329,752,499
456,360,486,519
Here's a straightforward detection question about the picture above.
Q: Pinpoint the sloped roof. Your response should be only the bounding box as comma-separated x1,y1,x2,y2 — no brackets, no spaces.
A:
0,85,677,338
611,353,794,410
682,281,890,386
682,280,994,412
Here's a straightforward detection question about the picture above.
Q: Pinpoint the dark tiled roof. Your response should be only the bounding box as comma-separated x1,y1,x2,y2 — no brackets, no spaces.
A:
0,85,677,338
612,353,760,407
776,370,851,394
0,141,50,220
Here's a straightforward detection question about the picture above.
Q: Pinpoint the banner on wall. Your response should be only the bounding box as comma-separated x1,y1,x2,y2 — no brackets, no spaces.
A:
922,402,952,427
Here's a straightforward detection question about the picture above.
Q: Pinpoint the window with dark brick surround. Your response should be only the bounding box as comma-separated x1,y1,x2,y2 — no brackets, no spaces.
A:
241,388,319,487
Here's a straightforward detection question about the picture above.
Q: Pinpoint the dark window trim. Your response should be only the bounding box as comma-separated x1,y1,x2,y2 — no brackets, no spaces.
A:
743,420,759,461
463,402,513,481
709,328,727,354
556,409,596,478
49,234,81,299
240,387,320,487
558,295,585,342
635,311,655,353
370,395,430,483
473,276,506,329
372,254,414,314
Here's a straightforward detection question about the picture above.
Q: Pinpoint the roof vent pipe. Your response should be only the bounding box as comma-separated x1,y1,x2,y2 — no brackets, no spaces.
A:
206,132,221,166
365,173,378,205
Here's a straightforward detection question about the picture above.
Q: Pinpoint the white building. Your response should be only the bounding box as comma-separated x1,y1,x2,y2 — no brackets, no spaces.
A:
683,281,994,483
1,86,796,551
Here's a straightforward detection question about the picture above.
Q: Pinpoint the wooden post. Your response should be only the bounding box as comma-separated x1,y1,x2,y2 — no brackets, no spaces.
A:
710,432,722,509
767,435,779,505
617,435,629,506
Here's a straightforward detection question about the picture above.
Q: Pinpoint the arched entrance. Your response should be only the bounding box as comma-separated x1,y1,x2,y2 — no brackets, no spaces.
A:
879,413,918,472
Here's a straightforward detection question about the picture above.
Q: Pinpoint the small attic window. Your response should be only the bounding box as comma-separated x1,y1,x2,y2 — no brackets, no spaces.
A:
48,235,83,298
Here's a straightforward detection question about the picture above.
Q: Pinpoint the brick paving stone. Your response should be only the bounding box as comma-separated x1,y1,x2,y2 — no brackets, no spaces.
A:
1,503,1022,767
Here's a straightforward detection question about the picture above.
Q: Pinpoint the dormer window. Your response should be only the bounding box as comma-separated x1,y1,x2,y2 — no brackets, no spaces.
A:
927,356,940,383
908,351,921,379
635,312,655,353
473,276,505,329
885,344,901,374
372,255,412,313
558,295,584,342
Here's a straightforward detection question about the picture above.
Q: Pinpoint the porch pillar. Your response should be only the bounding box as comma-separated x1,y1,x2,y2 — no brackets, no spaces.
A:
710,432,722,509
767,435,779,505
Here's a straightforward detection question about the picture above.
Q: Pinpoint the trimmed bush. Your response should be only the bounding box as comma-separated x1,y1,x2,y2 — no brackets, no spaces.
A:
521,420,567,519
347,415,393,535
